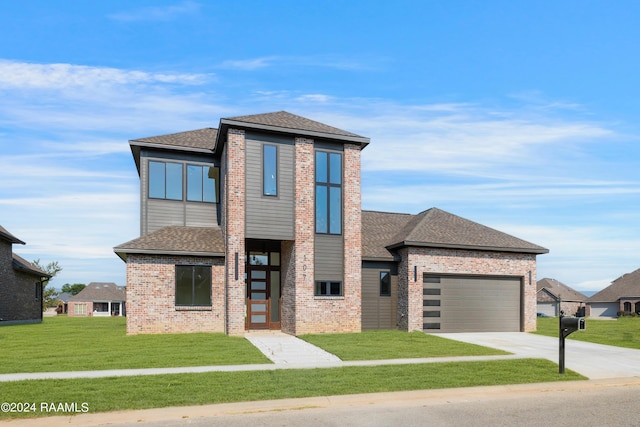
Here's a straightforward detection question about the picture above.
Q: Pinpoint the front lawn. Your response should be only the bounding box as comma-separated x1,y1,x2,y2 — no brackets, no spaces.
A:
301,330,510,360
0,358,585,419
0,316,270,373
535,317,640,350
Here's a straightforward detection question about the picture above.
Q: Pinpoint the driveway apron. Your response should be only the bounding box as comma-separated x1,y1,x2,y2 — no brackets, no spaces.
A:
437,332,640,379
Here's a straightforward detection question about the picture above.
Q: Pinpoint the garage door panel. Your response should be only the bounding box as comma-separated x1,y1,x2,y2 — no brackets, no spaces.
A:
423,275,522,333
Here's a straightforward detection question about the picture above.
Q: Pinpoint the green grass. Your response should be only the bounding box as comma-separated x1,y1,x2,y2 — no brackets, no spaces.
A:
301,330,510,360
534,317,640,350
0,316,270,373
0,358,585,419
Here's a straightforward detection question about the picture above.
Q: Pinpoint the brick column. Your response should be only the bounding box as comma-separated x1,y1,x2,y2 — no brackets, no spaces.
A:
343,143,362,332
224,129,246,336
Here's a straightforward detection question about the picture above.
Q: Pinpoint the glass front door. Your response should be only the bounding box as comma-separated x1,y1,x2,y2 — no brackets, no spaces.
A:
246,244,281,330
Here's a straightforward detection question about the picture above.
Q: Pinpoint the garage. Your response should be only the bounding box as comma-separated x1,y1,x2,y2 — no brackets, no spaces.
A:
423,275,522,333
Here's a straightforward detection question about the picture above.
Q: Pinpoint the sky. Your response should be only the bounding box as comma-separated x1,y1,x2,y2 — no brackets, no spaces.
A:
1,0,639,293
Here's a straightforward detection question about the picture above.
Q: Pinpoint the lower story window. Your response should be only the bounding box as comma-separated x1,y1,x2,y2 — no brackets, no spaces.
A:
176,265,212,306
74,304,87,315
315,280,342,297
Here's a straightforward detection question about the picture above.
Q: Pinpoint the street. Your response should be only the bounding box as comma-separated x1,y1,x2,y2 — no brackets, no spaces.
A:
9,378,640,427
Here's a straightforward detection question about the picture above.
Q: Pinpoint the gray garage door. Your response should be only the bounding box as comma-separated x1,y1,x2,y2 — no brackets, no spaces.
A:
423,275,522,333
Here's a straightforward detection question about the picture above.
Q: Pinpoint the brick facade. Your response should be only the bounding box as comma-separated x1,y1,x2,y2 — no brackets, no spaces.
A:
397,247,538,332
223,129,247,336
0,240,42,324
125,254,225,334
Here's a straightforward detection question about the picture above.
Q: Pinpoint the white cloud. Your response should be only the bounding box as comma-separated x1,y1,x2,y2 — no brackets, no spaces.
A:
0,60,209,90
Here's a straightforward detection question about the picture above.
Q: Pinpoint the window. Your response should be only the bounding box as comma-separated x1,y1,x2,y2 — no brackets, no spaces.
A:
315,280,342,297
263,144,277,196
74,304,87,315
35,282,41,300
315,151,342,234
176,265,211,306
380,271,391,296
187,165,217,202
149,161,183,200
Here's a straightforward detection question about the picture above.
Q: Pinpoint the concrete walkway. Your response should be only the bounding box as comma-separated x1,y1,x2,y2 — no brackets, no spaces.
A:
244,331,342,365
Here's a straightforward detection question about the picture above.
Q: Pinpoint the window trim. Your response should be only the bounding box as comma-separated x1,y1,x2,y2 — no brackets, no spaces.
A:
186,164,217,203
148,160,183,201
315,150,342,235
262,144,278,197
175,265,212,307
314,280,343,297
148,159,217,203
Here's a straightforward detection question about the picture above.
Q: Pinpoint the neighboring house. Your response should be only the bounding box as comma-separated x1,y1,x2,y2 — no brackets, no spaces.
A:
68,282,126,317
55,292,72,314
114,111,548,335
536,278,587,317
0,225,51,324
588,268,640,318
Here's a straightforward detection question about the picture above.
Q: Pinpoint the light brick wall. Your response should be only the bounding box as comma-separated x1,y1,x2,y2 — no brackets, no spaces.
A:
223,129,246,336
125,254,225,334
398,247,538,332
288,139,362,335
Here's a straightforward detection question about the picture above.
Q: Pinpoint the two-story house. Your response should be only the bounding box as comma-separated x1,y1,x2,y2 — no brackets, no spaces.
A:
115,111,547,335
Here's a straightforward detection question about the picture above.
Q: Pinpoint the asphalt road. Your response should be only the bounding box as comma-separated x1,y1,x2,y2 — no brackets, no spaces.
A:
8,378,640,427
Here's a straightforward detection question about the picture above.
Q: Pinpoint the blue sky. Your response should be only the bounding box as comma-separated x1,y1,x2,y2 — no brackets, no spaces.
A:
2,1,639,292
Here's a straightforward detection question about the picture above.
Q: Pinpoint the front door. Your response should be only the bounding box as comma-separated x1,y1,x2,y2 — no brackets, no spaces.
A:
246,243,281,330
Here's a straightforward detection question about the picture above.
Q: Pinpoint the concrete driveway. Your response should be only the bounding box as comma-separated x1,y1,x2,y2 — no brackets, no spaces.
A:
437,332,640,379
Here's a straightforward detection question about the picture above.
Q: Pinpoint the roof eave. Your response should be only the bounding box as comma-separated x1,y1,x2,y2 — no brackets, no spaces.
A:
386,241,549,255
114,248,225,260
215,119,370,154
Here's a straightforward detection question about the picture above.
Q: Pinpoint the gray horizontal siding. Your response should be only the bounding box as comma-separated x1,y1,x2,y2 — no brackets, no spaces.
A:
314,235,343,281
245,134,294,240
362,263,398,330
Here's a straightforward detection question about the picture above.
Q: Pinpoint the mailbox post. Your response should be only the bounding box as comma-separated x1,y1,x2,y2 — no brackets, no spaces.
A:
558,311,586,374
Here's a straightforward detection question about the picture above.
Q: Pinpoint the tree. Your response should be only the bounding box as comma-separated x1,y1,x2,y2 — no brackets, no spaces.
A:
61,283,86,296
32,260,62,308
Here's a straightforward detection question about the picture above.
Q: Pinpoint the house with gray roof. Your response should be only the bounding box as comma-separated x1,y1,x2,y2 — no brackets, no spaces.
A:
588,268,640,318
536,278,587,317
68,282,126,317
115,111,548,335
0,226,51,324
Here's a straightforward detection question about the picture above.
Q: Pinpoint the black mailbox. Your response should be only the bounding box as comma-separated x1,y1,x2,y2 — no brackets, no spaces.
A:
560,316,586,336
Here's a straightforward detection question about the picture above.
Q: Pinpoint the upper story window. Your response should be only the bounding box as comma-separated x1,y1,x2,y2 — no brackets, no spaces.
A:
148,160,216,203
187,165,217,203
263,144,278,196
315,151,342,234
149,161,183,200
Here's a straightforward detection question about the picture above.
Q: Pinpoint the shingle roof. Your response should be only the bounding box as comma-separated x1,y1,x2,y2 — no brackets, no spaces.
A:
362,211,414,260
131,128,218,151
588,268,640,302
537,278,587,302
114,226,225,259
385,208,548,254
0,225,25,245
362,208,548,260
224,111,365,139
69,282,125,302
11,253,51,278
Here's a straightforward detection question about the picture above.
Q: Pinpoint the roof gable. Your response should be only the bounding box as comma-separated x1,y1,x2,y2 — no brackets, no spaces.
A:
536,278,587,302
387,208,548,254
589,268,640,302
70,282,125,302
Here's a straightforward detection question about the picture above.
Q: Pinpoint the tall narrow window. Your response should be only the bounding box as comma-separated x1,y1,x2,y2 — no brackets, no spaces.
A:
380,271,391,296
263,144,277,196
149,160,183,200
187,164,217,202
315,151,342,234
176,265,212,306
